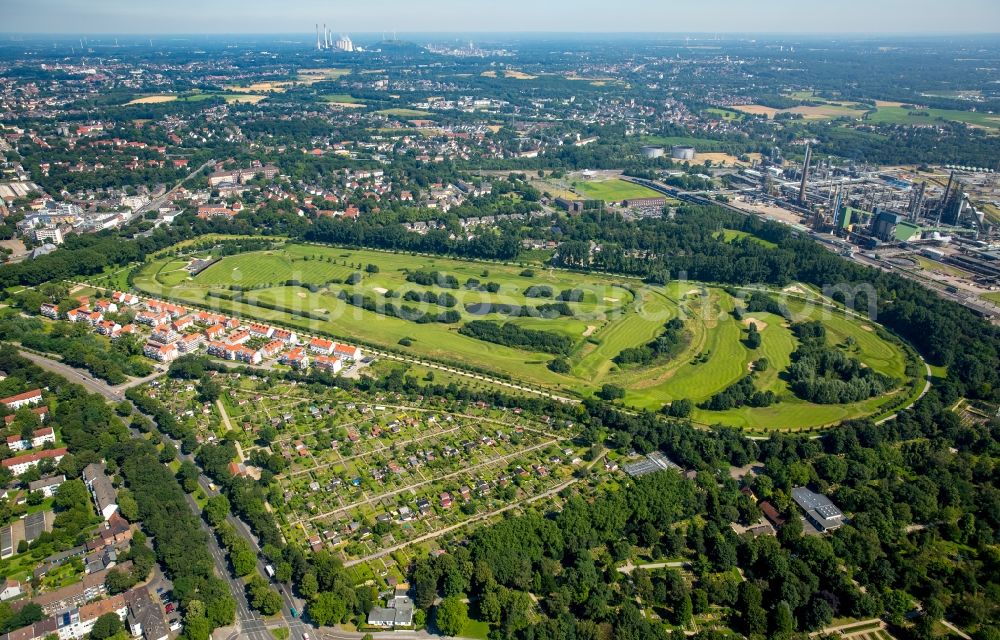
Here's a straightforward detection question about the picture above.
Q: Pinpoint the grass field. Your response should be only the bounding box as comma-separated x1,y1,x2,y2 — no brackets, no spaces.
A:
573,178,663,202
913,255,972,278
866,105,1000,130
133,243,918,430
718,229,778,248
705,107,745,121
981,291,1000,305
376,108,433,117
321,94,365,106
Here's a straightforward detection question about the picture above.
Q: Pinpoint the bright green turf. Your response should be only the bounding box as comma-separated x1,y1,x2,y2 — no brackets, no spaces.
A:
718,229,778,249
573,178,663,202
133,244,918,430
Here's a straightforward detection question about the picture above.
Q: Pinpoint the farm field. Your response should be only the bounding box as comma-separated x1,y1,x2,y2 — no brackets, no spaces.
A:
866,105,1000,130
573,178,664,201
732,102,867,120
132,242,919,430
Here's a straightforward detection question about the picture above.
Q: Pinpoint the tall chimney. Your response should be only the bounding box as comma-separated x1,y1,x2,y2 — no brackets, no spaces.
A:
316,24,321,50
798,144,812,206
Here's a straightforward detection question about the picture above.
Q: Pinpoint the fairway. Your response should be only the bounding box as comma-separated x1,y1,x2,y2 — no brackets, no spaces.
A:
573,178,663,202
133,242,919,430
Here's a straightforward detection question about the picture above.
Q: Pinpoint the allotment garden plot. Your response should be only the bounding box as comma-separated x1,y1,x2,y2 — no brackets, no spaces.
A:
263,399,583,565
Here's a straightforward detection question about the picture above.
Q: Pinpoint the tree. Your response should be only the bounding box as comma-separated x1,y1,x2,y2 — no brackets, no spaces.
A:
159,442,177,463
204,495,231,527
436,597,468,637
676,592,693,628
773,601,794,638
104,568,137,594
117,492,139,522
90,612,123,639
182,615,212,640
299,572,319,600
738,582,766,637
308,592,346,627
480,590,501,624
598,384,625,401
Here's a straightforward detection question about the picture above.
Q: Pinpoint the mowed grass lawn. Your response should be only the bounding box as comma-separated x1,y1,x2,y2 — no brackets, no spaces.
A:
621,290,915,430
134,243,638,391
134,244,917,430
573,178,663,202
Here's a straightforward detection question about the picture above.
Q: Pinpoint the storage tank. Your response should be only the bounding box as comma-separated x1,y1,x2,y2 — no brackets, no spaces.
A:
641,145,665,159
671,145,696,161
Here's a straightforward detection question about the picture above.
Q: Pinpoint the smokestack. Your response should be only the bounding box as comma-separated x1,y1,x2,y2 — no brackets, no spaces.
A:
798,144,812,206
316,24,321,50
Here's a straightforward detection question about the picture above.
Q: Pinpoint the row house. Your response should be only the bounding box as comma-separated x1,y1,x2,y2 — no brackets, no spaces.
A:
110,291,140,307
333,343,363,361
308,337,335,355
272,328,297,344
40,303,59,319
246,322,274,339
313,355,343,374
259,339,284,359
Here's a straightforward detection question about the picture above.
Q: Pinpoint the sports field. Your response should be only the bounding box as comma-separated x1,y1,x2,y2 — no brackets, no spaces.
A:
573,178,663,202
133,242,918,430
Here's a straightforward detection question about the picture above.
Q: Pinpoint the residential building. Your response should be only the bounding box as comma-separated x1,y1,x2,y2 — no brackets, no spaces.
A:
1,389,42,411
309,337,335,355
82,463,119,521
143,341,178,362
28,475,65,498
2,448,67,476
6,426,55,452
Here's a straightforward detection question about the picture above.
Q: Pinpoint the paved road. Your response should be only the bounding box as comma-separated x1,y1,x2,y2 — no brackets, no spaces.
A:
15,348,164,402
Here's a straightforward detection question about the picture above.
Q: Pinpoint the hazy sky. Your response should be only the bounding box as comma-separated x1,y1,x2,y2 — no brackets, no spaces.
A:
5,0,1000,35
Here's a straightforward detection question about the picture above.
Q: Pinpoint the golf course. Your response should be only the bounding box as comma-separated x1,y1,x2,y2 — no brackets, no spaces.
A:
132,242,922,431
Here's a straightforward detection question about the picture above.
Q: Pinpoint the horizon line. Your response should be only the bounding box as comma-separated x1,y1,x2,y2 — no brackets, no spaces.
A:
3,30,1000,37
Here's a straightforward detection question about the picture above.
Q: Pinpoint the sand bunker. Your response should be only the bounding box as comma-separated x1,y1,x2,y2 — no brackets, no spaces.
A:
743,317,768,331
